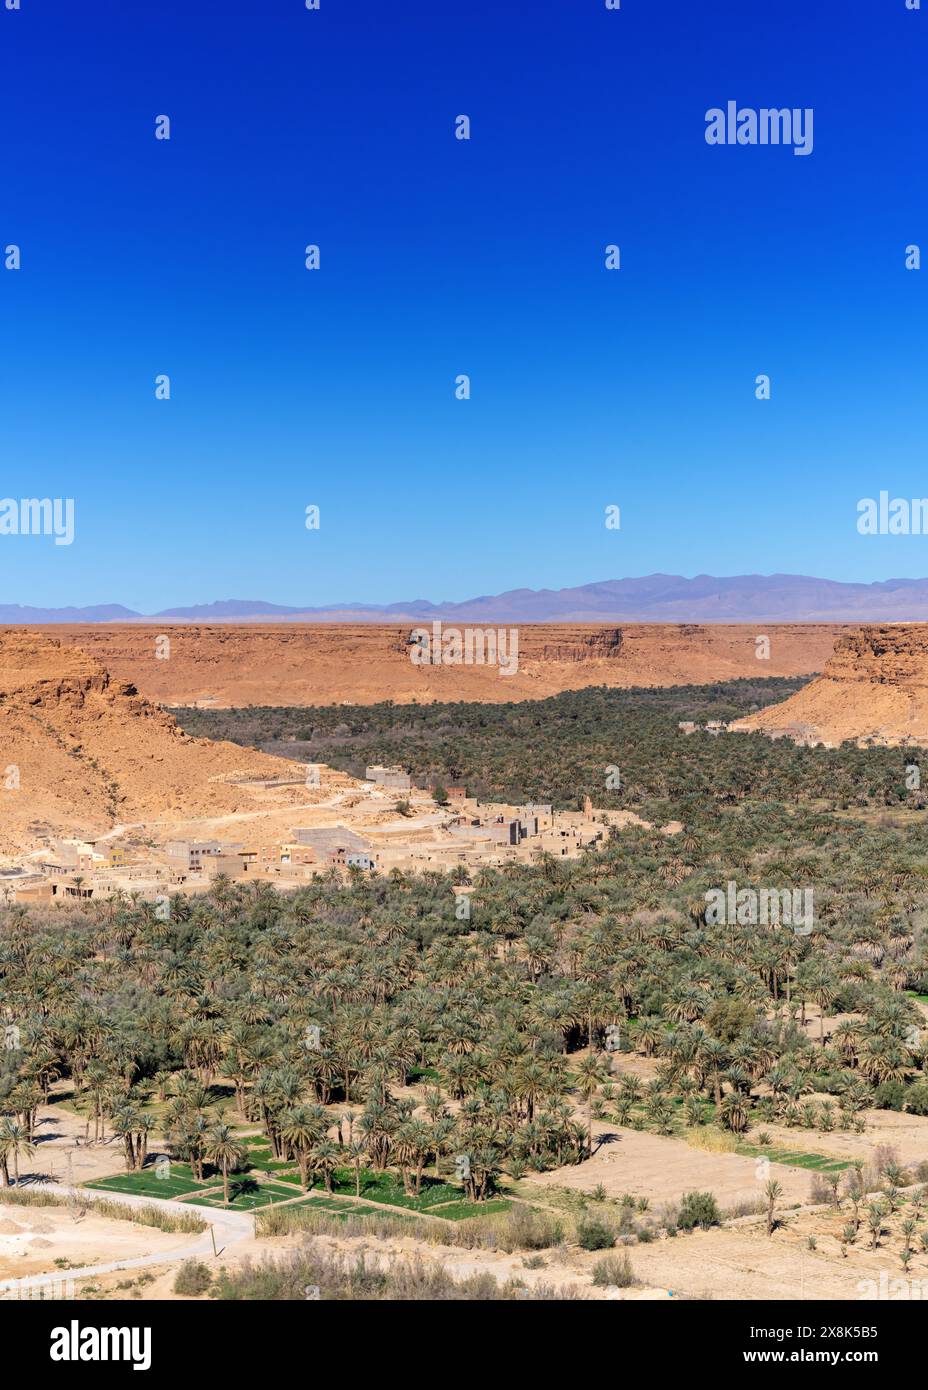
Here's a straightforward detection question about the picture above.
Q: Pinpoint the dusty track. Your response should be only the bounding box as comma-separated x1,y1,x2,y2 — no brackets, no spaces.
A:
0,1184,254,1291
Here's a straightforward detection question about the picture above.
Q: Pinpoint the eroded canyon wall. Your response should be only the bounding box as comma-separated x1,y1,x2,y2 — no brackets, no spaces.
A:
33,622,847,707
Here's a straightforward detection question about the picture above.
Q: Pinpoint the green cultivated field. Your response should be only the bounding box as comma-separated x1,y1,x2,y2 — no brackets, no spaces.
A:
84,1164,204,1199
735,1143,853,1174
182,1181,298,1211
82,1161,508,1221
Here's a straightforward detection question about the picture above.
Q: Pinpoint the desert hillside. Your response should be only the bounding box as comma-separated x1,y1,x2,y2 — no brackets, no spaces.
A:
733,624,928,746
40,623,845,707
0,632,314,852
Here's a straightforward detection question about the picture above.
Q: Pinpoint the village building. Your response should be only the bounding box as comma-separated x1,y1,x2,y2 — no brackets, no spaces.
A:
364,765,412,791
252,843,318,868
203,852,250,880
345,852,376,871
165,840,224,871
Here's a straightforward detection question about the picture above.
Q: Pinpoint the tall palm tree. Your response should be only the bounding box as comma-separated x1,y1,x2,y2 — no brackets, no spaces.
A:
720,1091,748,1134
345,1139,367,1197
279,1106,327,1191
0,1119,35,1186
204,1124,245,1206
574,1053,609,1158
309,1140,341,1194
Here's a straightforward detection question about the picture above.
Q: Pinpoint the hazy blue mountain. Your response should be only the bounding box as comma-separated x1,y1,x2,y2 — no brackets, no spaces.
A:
8,576,928,623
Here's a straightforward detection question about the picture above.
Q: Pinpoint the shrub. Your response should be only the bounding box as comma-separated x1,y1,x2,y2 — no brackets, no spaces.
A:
173,1260,213,1296
502,1205,563,1252
576,1214,617,1250
676,1191,720,1231
808,1072,845,1095
904,1082,928,1116
704,997,757,1042
873,1081,906,1111
211,1245,586,1300
591,1252,637,1288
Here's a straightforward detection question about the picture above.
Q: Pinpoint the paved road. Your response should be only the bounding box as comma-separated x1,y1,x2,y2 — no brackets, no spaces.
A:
0,1184,254,1293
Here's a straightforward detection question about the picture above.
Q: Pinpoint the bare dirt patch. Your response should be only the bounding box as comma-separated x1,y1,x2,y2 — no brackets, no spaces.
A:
0,1205,186,1287
524,1124,813,1210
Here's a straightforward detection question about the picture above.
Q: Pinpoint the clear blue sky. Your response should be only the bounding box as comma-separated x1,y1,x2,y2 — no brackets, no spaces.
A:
1,0,925,611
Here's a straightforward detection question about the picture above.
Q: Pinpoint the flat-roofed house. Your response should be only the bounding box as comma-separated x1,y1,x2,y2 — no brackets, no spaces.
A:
203,853,249,880
365,765,412,791
345,852,377,871
166,840,223,871
255,843,317,868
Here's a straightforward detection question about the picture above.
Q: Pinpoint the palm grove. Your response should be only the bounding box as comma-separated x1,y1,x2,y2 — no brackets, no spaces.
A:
3,680,928,1200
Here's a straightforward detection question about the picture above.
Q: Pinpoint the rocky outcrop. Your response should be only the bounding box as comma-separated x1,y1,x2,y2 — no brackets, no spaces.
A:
733,625,928,746
37,622,845,707
539,629,624,662
0,632,315,851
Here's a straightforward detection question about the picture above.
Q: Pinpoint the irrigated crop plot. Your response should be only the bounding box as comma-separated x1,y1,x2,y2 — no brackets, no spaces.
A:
84,1165,204,1200
182,1181,298,1211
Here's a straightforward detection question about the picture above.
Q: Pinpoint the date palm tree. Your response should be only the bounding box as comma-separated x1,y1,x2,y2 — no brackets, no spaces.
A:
867,1203,885,1251
574,1053,609,1158
0,1119,35,1186
279,1105,327,1191
309,1139,341,1194
345,1139,367,1197
720,1091,748,1134
204,1124,245,1206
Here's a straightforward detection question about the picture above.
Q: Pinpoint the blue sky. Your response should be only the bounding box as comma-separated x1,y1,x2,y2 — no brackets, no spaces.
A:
1,0,925,611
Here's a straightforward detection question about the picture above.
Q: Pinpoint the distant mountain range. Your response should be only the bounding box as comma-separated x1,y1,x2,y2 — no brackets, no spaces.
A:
7,575,928,625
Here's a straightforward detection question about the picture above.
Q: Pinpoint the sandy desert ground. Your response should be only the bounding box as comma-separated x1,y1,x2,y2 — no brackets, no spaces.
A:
523,1123,814,1209
6,1189,921,1304
0,1206,187,1290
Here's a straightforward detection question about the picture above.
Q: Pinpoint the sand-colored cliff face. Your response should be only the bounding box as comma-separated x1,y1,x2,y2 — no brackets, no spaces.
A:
734,625,928,746
0,632,315,851
38,623,845,707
